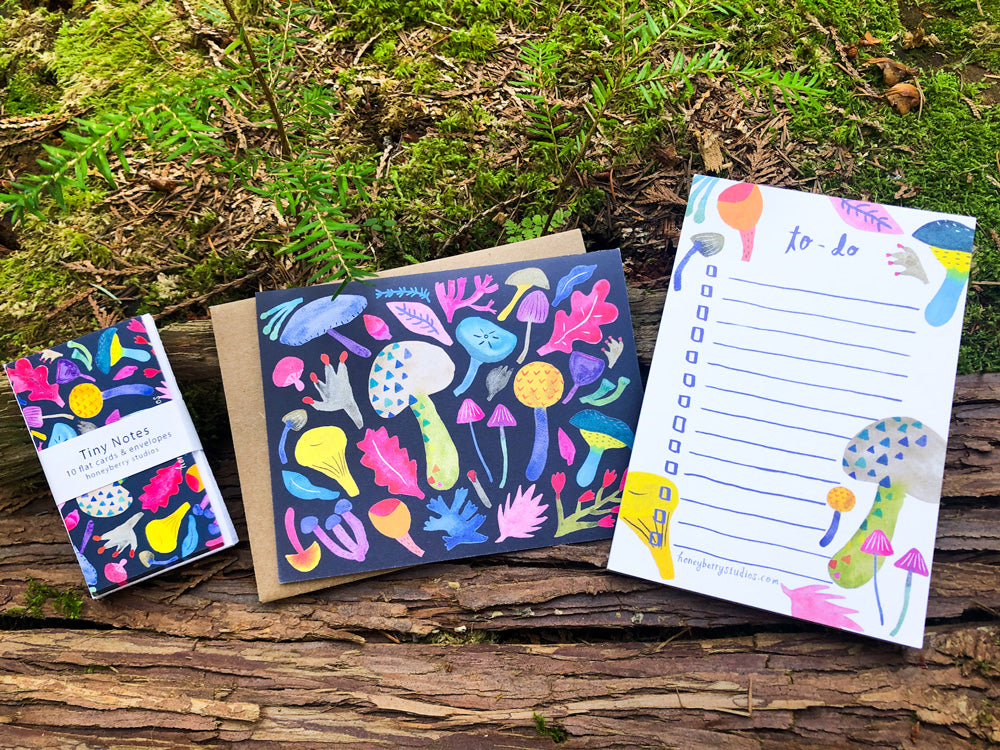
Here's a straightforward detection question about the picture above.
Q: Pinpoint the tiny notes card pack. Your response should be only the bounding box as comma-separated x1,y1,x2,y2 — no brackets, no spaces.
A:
608,176,975,647
5,315,237,597
256,248,642,582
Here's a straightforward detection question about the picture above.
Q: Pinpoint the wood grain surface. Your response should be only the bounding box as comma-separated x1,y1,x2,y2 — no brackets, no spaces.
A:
1,287,998,748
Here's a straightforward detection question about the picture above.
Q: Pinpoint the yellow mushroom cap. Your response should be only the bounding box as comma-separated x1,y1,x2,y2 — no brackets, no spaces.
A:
69,383,104,418
826,486,856,512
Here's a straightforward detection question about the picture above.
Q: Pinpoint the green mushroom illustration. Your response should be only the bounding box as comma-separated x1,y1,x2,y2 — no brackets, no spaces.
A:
827,417,944,590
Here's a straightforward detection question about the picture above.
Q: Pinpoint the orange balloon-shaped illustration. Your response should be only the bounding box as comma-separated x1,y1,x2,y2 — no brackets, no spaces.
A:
717,183,763,262
369,498,425,558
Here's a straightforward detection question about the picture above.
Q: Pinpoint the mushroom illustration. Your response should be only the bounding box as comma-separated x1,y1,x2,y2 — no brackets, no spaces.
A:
21,406,74,429
279,293,372,357
54,358,94,384
104,560,129,585
303,352,363,428
860,529,894,626
369,341,459,490
294,425,360,497
672,232,724,291
485,365,512,401
457,398,493,484
300,500,369,562
562,351,605,404
368,498,425,557
913,219,975,327
68,382,155,418
889,547,930,637
513,361,564,482
467,469,492,508
139,550,179,568
514,290,549,364
283,506,321,572
77,481,133,518
487,403,516,489
277,409,308,465
272,356,306,391
497,267,550,321
453,317,518,396
95,328,152,374
145,503,189,554
828,417,945,590
619,471,680,579
818,486,856,548
718,182,763,262
569,409,635,487
48,422,77,445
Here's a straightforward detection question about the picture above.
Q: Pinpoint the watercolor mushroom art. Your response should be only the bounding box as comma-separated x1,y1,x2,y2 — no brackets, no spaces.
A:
913,219,975,327
569,409,635,487
277,294,372,357
457,398,493,484
620,471,680,580
453,317,518,397
717,182,763,262
514,290,550,364
294,425,360,497
300,500,369,563
672,232,724,291
860,529,894,626
818,486,856,548
272,356,306,391
561,351,605,404
513,361,564,482
68,382,155,419
889,547,930,637
276,409,308,465
497,267,549,321
368,498,425,557
827,417,945,591
487,404,517,489
369,341,460,491
95,327,152,374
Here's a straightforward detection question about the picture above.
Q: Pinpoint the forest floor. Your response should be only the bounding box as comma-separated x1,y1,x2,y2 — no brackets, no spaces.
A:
1,0,999,370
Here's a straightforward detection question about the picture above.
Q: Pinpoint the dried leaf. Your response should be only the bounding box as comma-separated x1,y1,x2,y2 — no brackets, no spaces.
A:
886,83,922,115
859,31,881,47
695,129,725,173
865,58,918,86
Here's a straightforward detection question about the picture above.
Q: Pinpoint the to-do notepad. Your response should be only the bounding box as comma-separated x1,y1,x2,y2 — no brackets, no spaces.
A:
5,315,238,597
608,176,975,647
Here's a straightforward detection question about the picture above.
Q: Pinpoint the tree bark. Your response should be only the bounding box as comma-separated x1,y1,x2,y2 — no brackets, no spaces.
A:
1,287,998,747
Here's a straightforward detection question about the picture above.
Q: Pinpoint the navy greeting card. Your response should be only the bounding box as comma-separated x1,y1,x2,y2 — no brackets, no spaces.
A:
256,249,643,582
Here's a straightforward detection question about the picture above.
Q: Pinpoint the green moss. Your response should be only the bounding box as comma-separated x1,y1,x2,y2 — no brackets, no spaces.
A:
51,0,205,109
18,579,84,619
533,712,569,743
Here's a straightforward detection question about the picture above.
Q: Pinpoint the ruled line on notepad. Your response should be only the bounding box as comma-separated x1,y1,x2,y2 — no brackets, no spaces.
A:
715,320,910,357
683,473,827,506
727,277,921,311
712,343,908,378
699,408,851,440
688,452,839,484
678,521,830,560
683,497,826,531
705,362,903,402
693,431,836,461
720,297,917,334
703,385,878,421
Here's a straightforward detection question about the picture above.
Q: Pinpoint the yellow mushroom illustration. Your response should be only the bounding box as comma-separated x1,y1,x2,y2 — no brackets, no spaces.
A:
619,471,680,579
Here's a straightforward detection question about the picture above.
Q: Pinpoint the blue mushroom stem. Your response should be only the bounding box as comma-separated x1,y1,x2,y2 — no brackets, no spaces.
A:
889,570,914,637
818,510,841,548
872,555,884,626
469,423,493,484
277,421,293,464
672,245,701,291
526,407,550,482
575,447,604,487
498,427,509,489
453,359,483,397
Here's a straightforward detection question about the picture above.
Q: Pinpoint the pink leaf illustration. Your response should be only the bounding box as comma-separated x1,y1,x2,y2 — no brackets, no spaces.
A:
113,365,138,381
558,428,576,465
6,358,64,406
139,458,184,512
357,427,425,499
781,583,863,632
386,301,453,345
536,279,619,356
830,197,903,234
496,483,548,542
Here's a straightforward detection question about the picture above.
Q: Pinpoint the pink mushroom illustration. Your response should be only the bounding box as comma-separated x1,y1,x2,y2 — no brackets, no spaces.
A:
368,498,425,557
487,403,516,489
889,547,930,637
457,398,492,484
272,356,306,391
860,529,894,626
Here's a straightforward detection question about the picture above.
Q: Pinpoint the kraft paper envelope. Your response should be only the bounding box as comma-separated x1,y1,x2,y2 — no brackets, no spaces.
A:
211,230,585,602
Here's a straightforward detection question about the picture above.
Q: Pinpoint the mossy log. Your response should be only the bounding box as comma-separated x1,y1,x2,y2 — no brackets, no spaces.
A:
1,286,998,747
